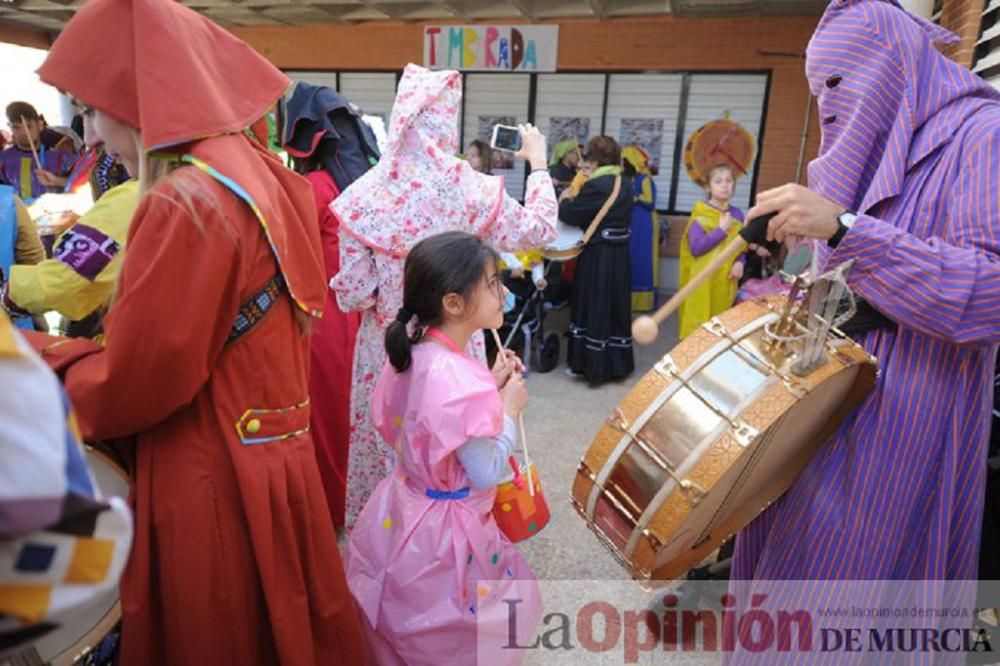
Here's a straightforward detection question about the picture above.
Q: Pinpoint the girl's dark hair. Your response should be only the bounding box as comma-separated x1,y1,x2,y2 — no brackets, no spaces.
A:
586,135,621,167
385,231,499,372
469,139,493,175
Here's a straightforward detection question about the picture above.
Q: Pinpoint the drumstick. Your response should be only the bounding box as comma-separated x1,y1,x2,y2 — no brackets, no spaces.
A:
632,212,778,345
517,413,535,497
20,115,43,171
490,328,507,369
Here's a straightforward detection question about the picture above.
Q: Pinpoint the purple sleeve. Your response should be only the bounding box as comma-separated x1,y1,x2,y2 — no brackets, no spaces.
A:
826,134,1000,345
55,150,80,177
687,222,728,256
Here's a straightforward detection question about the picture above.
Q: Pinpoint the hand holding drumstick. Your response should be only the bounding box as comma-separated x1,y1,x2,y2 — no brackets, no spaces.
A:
632,212,779,344
490,329,523,389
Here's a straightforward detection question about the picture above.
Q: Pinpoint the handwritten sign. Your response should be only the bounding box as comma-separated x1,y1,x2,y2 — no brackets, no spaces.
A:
423,25,558,72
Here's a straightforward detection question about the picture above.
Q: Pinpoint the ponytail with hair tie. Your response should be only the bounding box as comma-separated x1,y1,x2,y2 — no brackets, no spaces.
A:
386,307,420,372
384,230,501,374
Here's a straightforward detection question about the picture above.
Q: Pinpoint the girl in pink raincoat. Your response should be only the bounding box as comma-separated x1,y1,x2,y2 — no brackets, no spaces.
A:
331,64,558,530
346,231,541,665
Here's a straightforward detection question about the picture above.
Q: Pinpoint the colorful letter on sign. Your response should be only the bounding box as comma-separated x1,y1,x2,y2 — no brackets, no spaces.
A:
423,25,558,72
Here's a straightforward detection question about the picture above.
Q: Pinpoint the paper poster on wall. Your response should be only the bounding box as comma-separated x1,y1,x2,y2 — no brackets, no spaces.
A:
478,115,517,170
547,116,590,156
619,118,664,173
424,25,559,72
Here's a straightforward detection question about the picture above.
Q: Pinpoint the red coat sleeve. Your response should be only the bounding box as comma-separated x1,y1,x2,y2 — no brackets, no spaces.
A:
59,179,244,439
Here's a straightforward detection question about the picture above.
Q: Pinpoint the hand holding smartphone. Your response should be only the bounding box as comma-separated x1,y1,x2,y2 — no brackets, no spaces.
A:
490,125,522,153
490,123,546,170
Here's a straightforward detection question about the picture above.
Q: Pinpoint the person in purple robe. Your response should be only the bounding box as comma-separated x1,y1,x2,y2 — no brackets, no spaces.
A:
730,0,999,594
0,103,79,204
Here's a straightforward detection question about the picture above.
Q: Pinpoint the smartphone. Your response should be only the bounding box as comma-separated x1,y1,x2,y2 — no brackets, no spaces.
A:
490,124,522,153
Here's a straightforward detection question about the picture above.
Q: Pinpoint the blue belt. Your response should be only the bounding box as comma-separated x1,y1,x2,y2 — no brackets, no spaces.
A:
425,487,471,500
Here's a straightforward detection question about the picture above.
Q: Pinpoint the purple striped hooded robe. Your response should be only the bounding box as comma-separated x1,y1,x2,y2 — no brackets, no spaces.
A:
732,0,1000,584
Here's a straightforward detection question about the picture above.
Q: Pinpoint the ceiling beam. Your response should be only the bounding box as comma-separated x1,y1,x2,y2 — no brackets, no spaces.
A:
430,0,468,21
353,0,403,20
585,0,607,19
303,3,347,23
509,0,536,20
0,18,54,48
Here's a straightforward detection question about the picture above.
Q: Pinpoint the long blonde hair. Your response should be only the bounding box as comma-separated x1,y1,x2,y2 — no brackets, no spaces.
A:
129,128,314,336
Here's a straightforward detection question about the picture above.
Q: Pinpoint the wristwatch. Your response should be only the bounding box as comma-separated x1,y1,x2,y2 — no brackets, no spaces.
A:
828,211,857,248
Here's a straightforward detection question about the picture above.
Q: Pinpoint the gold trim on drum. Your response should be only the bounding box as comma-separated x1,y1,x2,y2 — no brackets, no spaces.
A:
585,312,779,570
574,297,878,582
621,348,778,561
541,243,584,261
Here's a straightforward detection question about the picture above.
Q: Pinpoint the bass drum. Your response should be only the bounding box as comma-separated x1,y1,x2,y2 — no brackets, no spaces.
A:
572,297,877,582
27,449,128,665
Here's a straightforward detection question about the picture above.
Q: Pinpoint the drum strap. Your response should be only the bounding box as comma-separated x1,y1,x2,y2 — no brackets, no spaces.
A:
228,273,286,344
580,175,622,246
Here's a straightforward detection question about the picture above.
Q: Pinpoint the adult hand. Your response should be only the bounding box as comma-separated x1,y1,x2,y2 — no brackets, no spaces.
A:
745,183,842,244
729,262,744,282
501,371,528,418
515,123,546,171
35,169,67,188
534,278,547,291
719,211,734,233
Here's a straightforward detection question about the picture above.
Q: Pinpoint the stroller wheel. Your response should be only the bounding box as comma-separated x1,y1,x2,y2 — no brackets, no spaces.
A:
534,333,560,373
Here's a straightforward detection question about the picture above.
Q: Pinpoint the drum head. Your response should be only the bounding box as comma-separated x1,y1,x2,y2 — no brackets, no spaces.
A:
572,297,877,583
543,222,584,261
650,365,862,580
29,450,127,665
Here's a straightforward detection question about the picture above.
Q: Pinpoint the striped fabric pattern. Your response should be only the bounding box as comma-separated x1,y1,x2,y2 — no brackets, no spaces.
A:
733,0,1000,584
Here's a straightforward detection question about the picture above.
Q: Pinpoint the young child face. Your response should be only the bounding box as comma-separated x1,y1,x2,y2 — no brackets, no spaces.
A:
708,169,735,202
466,259,507,331
467,145,483,172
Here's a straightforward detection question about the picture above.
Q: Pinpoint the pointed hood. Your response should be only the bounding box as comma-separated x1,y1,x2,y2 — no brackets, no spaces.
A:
38,0,290,151
331,63,504,258
805,0,1000,213
38,0,325,317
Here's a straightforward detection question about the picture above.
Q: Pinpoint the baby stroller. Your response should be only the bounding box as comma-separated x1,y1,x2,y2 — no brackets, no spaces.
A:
492,263,561,374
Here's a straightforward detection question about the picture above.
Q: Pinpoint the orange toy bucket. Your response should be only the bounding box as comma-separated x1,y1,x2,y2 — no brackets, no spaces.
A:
492,454,550,543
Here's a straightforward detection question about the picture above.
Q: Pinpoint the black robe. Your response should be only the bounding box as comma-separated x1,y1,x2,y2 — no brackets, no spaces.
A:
559,172,635,385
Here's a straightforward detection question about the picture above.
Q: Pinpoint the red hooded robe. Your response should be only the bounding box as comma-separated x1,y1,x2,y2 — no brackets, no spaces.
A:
29,0,365,663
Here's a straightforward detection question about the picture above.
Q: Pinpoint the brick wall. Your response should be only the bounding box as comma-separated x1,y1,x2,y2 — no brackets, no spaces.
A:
232,15,823,195
940,0,987,66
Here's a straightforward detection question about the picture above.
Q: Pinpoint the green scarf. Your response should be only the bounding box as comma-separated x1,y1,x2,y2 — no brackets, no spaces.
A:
588,164,621,181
